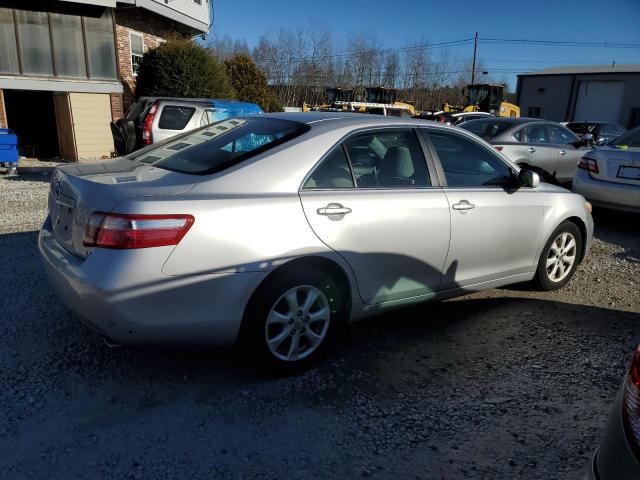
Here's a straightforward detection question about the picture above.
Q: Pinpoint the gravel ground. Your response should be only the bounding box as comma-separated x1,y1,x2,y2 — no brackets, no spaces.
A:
1,171,639,480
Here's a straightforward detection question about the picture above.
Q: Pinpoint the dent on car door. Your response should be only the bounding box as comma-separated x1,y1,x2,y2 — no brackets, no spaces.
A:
425,130,544,289
298,128,451,305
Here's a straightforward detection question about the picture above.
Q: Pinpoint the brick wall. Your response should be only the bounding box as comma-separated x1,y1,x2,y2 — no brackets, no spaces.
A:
110,93,124,122
0,90,7,129
115,9,176,109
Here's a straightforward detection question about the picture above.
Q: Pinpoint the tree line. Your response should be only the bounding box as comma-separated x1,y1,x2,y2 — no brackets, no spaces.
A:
208,30,508,111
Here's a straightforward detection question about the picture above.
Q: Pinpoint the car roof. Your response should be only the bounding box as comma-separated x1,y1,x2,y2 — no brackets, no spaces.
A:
257,111,465,135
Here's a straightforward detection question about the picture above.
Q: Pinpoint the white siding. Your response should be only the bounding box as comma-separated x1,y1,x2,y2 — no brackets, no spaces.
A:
148,0,209,28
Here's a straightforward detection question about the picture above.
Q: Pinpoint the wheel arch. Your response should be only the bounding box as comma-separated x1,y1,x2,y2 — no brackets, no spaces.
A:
240,255,354,337
564,216,588,263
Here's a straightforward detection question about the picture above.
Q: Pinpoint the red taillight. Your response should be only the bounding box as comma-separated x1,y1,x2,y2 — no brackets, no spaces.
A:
622,346,640,459
142,103,158,145
494,146,504,152
578,157,599,174
83,213,194,249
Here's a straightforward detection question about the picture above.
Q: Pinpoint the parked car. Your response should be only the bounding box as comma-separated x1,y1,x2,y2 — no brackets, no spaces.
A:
573,125,640,213
584,344,640,479
39,113,593,370
110,97,262,155
460,117,592,184
416,111,494,126
562,121,627,146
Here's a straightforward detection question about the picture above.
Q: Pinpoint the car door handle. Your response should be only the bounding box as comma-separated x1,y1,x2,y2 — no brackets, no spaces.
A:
559,149,566,155
317,203,352,216
528,147,536,153
452,200,476,211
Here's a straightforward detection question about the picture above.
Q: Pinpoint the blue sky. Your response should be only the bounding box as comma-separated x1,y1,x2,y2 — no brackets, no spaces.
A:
209,0,640,89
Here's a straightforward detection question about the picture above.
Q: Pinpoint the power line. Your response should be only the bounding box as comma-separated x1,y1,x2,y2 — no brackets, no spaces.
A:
478,37,640,49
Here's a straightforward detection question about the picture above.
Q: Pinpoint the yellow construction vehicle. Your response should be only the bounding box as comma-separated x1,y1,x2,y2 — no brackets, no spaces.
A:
303,87,417,117
444,83,520,117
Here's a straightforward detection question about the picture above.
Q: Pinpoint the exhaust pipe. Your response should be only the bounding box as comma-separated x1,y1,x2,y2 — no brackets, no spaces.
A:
101,336,122,349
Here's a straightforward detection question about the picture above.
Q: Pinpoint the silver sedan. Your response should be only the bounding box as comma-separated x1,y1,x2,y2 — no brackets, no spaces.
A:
460,117,592,184
39,113,594,370
573,126,640,213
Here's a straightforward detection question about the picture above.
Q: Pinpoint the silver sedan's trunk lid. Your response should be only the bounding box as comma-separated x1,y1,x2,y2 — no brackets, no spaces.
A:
590,146,640,185
48,158,196,258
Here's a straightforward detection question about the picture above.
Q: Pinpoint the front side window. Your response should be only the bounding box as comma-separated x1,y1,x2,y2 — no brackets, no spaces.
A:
549,125,578,144
131,117,309,175
524,124,550,144
158,106,196,130
343,129,430,188
130,32,143,75
429,131,514,188
303,146,354,189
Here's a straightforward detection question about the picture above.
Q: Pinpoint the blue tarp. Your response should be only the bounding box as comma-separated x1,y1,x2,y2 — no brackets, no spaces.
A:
208,100,263,122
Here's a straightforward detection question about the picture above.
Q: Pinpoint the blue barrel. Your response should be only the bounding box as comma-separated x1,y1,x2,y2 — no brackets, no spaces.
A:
0,128,18,164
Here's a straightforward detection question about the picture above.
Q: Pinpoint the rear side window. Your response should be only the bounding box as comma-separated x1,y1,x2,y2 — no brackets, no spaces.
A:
460,120,512,140
343,129,430,188
303,146,354,189
158,106,196,130
430,132,514,188
549,125,578,144
524,124,550,143
131,117,309,175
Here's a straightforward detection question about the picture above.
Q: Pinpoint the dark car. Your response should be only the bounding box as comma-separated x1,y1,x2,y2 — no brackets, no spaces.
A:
585,344,640,479
563,121,627,146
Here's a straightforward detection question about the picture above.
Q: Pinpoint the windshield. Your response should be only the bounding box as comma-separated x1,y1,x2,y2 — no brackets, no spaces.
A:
460,120,514,139
128,117,310,175
611,126,640,147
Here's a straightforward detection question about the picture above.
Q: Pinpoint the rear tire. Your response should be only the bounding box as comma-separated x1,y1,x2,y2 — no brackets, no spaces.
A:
240,266,347,373
535,221,582,291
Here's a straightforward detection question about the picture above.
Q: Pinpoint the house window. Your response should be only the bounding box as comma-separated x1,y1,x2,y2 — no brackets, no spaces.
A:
130,31,144,76
528,107,541,118
84,9,117,80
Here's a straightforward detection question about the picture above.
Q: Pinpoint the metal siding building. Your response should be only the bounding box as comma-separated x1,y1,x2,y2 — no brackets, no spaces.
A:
516,64,640,129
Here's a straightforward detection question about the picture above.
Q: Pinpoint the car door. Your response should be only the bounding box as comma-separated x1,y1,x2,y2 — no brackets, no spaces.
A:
548,124,591,182
519,123,560,178
423,129,544,289
299,128,451,305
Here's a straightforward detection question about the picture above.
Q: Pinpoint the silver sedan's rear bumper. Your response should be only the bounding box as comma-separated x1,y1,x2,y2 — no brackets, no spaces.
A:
573,169,640,213
38,216,267,345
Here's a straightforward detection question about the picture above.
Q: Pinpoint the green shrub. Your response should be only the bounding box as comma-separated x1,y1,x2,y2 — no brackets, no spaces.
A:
136,38,234,99
224,54,283,112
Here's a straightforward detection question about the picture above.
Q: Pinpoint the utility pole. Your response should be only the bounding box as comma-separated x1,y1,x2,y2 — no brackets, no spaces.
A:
471,32,478,85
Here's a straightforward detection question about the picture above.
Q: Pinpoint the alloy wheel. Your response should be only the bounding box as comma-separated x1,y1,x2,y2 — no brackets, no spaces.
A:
545,232,577,283
264,285,331,362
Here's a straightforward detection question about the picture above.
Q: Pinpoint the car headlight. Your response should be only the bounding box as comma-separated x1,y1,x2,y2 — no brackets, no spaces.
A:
583,201,593,214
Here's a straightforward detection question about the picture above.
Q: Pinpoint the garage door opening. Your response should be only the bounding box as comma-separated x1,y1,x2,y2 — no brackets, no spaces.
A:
3,90,60,159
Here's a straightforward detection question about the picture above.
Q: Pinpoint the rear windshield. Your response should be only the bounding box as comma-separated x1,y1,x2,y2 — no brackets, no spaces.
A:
611,126,640,147
460,120,513,139
158,106,196,130
129,117,310,175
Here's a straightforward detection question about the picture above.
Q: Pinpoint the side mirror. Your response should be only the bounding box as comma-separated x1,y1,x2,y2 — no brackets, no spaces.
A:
582,133,594,143
596,137,607,146
519,169,540,188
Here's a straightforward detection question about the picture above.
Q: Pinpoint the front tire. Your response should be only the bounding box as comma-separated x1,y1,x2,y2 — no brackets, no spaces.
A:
240,267,347,372
535,221,582,291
